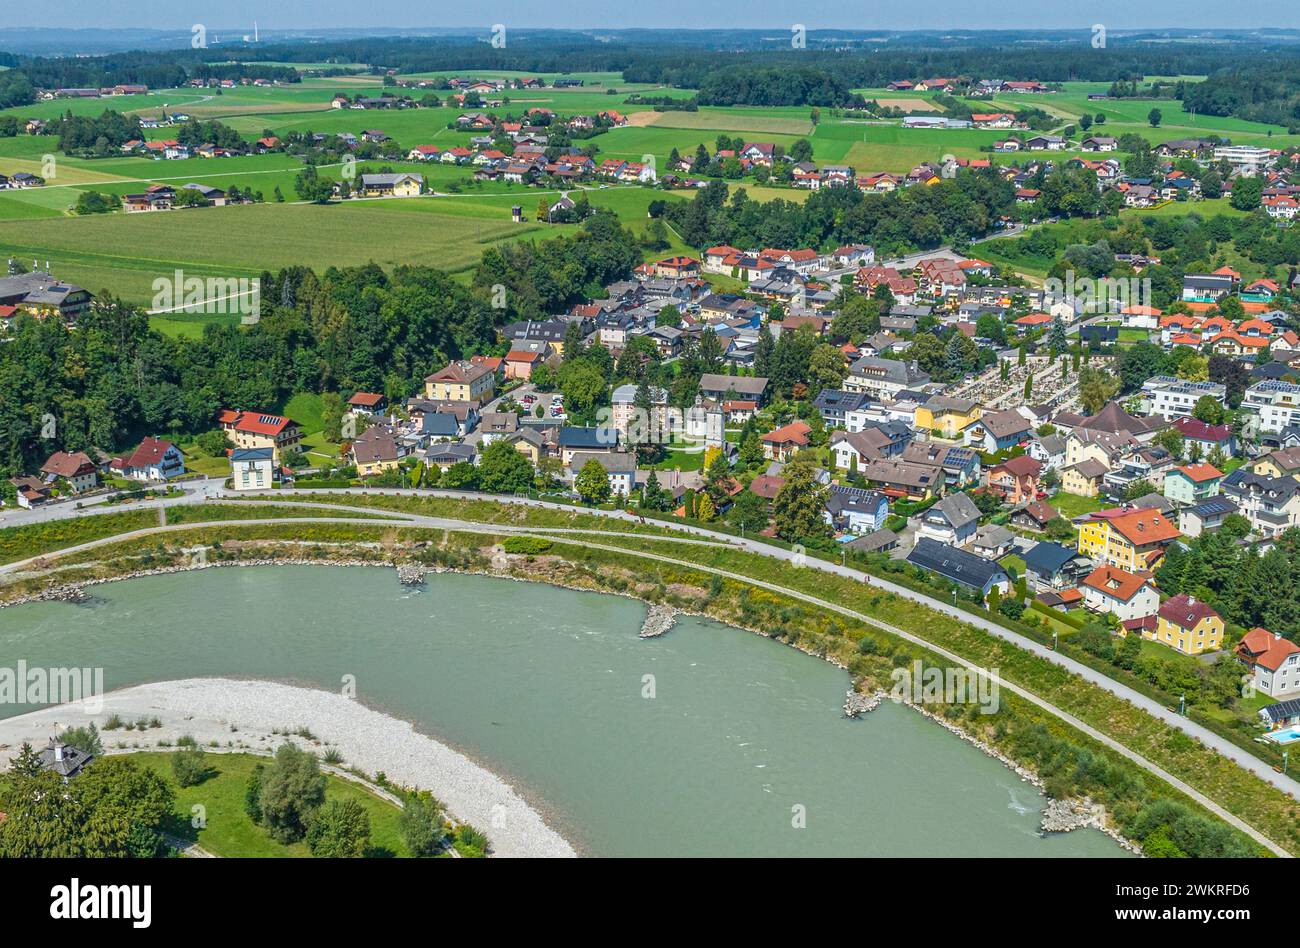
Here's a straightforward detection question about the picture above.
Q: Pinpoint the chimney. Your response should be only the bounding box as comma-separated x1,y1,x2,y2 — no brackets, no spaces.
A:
1187,595,1196,606
1276,632,1283,641
53,743,64,762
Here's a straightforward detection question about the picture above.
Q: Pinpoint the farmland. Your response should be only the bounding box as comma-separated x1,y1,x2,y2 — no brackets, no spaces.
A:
1,72,1297,316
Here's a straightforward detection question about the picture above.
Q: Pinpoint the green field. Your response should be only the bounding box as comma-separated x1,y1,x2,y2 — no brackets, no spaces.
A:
1,72,1294,308
0,199,539,303
129,751,413,857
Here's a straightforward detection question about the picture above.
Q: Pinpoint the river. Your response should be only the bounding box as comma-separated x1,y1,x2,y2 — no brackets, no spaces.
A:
0,566,1126,857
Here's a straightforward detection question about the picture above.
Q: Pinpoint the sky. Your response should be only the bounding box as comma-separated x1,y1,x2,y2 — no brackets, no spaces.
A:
12,1,1297,32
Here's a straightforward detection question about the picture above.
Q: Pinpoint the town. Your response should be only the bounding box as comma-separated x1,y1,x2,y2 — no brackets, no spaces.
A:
2,21,1300,879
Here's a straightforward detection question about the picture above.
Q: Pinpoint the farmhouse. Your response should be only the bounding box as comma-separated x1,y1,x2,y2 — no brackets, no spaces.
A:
359,173,424,198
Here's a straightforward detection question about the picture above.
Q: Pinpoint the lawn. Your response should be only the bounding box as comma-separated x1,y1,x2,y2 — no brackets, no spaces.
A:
129,751,412,857
1049,491,1107,519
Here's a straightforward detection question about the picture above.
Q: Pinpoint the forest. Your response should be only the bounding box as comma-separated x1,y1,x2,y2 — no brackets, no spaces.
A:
663,169,1018,254
4,32,1300,116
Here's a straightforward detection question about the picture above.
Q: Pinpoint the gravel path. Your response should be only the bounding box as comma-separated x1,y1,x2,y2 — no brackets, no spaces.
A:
0,678,576,859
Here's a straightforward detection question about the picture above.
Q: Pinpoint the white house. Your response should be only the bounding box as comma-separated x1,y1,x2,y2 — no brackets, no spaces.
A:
1236,627,1300,699
111,437,184,482
1080,565,1158,624
230,447,275,491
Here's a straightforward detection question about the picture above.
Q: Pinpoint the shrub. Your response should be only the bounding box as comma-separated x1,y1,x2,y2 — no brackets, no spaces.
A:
306,798,371,858
502,536,554,555
399,795,447,857
171,745,207,787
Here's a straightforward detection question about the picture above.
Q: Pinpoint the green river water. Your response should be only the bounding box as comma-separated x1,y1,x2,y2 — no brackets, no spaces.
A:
0,566,1127,857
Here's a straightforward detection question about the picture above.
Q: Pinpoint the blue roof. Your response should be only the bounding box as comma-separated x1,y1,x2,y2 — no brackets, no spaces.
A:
230,448,273,461
421,412,460,437
559,427,618,448
906,537,1009,591
1022,541,1076,575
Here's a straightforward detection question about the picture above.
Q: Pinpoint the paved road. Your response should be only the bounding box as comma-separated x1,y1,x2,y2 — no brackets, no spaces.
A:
249,487,1300,806
5,496,1290,856
9,482,1300,805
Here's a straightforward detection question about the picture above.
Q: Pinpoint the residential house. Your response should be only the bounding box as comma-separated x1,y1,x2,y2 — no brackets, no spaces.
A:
359,173,424,197
860,458,942,501
40,450,98,493
761,421,811,461
1170,416,1236,458
906,537,1011,598
1155,593,1224,655
1077,505,1181,571
1080,565,1159,624
1164,463,1224,506
352,427,402,477
1243,380,1300,435
915,492,981,546
111,437,184,481
813,389,873,427
568,451,637,498
845,357,930,400
1102,445,1178,499
1179,496,1239,538
915,395,982,439
971,524,1015,559
218,409,302,462
1027,433,1067,470
557,427,619,466
901,441,980,490
8,475,50,508
824,486,890,534
1236,628,1300,699
1022,541,1091,591
425,361,497,402
1221,468,1300,538
347,392,386,415
1060,458,1109,497
1140,376,1227,421
987,455,1043,505
230,447,275,491
965,409,1033,453
1014,499,1060,531
697,373,769,406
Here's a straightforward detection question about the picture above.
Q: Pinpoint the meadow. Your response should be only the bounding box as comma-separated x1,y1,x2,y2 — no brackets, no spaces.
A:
1,71,1295,317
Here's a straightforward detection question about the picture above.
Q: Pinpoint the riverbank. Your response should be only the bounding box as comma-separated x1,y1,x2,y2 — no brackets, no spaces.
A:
0,677,576,859
0,551,1137,852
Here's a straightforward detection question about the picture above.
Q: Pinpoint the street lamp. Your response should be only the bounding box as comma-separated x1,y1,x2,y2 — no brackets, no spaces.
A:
1284,750,1289,775
1179,693,1186,716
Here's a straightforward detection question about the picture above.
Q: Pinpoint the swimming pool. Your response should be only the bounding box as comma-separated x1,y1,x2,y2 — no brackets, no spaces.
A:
1264,727,1300,745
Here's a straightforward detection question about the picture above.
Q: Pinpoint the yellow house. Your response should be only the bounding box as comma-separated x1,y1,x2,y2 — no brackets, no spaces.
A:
1059,458,1108,497
504,429,544,465
424,360,497,402
915,396,981,439
359,172,424,197
351,427,401,478
1077,506,1181,571
1154,593,1224,655
1251,447,1300,480
1063,429,1126,469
